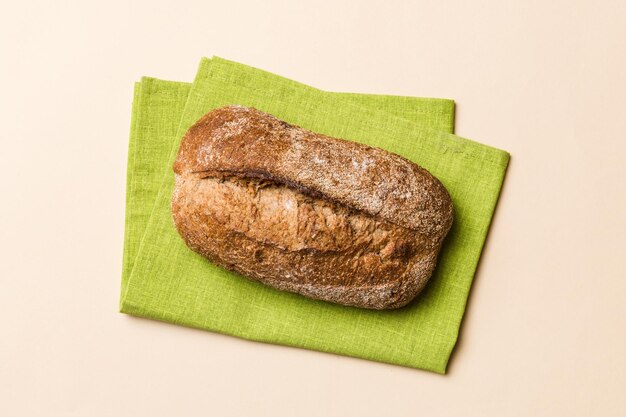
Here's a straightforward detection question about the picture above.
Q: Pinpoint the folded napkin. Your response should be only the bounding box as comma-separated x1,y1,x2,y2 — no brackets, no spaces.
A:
121,56,509,373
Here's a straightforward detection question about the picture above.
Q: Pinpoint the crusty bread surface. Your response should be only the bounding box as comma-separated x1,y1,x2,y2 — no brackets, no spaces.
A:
172,106,453,309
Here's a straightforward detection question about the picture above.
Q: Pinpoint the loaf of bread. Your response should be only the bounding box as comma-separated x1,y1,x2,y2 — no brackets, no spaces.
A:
171,106,453,309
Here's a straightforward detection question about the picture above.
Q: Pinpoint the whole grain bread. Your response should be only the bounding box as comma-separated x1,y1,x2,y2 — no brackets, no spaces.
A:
171,106,453,309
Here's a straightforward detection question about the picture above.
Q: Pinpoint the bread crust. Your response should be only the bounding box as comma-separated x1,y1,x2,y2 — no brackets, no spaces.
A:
172,106,453,309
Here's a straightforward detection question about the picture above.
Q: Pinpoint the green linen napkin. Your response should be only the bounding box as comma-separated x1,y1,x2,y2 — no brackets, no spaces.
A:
121,57,508,373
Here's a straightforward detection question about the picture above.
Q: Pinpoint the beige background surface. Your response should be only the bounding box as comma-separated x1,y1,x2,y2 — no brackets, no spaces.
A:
1,1,625,416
